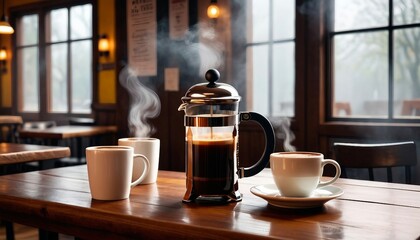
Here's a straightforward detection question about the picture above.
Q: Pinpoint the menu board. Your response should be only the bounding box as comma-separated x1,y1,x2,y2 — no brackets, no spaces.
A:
169,0,189,40
127,0,157,76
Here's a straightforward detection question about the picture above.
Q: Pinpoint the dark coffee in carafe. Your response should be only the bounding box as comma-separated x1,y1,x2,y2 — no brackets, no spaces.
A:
192,138,236,196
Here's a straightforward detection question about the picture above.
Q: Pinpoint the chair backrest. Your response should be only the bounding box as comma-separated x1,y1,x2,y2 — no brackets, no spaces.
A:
333,102,351,116
333,141,417,183
401,99,420,116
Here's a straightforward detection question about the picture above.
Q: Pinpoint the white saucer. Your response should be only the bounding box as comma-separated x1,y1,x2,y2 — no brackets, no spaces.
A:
250,184,343,209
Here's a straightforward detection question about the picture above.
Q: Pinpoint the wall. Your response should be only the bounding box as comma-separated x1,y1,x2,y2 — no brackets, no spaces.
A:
97,0,116,104
197,0,232,82
0,0,16,107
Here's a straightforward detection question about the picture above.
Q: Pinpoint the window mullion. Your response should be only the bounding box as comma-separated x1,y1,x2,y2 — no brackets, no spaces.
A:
389,0,394,119
67,7,72,114
39,11,47,118
268,0,273,116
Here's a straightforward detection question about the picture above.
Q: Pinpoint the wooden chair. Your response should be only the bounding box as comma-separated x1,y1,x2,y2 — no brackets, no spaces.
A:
401,99,420,116
0,116,23,143
333,102,351,116
333,141,417,184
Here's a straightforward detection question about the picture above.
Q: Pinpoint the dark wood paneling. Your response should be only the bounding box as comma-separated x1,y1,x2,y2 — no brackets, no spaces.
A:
303,0,327,153
294,0,307,151
115,0,199,172
92,103,116,126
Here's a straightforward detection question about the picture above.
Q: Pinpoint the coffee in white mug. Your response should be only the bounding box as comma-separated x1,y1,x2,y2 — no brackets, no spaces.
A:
86,146,150,200
118,137,160,184
270,152,341,197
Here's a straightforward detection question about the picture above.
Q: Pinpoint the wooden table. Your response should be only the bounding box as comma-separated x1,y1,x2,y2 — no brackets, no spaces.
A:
0,167,419,239
18,125,117,162
0,143,70,165
0,143,71,239
18,125,117,140
0,116,23,125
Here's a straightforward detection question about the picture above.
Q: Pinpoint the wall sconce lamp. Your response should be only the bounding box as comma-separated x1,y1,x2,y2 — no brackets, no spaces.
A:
98,34,110,57
0,0,14,34
207,0,220,19
0,47,7,73
98,34,115,71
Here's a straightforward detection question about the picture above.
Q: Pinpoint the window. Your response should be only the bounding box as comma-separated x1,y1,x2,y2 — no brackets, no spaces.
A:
331,0,420,120
246,0,295,117
15,2,93,116
17,14,39,112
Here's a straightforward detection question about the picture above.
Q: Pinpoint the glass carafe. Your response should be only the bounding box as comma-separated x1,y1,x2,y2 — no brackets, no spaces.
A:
179,69,276,203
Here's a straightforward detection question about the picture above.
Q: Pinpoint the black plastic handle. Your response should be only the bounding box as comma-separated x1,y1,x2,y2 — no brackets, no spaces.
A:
238,112,276,178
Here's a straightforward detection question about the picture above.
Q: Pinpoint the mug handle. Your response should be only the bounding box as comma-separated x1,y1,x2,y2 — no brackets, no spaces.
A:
131,154,150,187
238,112,276,178
317,159,341,188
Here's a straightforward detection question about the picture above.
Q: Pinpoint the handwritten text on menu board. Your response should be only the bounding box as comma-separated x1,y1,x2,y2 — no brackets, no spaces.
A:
127,0,157,77
169,0,188,40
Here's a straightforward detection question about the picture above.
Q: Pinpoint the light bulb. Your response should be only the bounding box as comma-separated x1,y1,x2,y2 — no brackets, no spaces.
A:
207,4,220,19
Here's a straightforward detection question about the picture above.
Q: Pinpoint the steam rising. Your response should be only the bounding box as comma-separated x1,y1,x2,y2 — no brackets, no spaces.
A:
117,6,296,151
119,66,161,137
272,118,296,152
167,22,225,76
196,23,225,74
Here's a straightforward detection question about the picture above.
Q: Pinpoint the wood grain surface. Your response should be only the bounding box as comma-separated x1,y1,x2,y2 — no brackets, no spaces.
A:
0,116,23,125
18,125,117,139
0,143,70,164
0,166,419,239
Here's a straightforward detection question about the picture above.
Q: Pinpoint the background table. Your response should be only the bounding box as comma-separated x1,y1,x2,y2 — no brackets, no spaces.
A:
0,143,70,165
0,143,71,173
18,125,117,140
18,125,117,163
0,167,419,239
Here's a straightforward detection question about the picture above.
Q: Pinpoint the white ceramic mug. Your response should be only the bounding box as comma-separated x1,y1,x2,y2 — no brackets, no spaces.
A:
118,137,160,184
270,152,341,197
86,146,150,200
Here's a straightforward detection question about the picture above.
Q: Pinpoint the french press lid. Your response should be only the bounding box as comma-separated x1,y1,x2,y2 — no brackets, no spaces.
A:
180,69,241,105
178,69,241,126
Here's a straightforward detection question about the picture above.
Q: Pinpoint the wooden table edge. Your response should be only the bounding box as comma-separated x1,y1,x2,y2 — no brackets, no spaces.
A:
0,147,71,165
18,125,118,139
0,194,272,240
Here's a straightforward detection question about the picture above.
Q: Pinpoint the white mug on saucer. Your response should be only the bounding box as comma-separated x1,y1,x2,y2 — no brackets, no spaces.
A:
270,152,341,197
118,137,160,184
86,146,150,200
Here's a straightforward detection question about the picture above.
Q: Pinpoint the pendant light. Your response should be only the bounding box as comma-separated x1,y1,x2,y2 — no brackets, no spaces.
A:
207,0,220,19
0,0,14,34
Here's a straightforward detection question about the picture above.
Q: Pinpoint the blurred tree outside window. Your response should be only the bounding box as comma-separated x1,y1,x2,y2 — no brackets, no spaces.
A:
246,0,295,117
332,0,420,120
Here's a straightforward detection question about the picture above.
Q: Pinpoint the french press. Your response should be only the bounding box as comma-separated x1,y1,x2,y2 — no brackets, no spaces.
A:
178,69,276,203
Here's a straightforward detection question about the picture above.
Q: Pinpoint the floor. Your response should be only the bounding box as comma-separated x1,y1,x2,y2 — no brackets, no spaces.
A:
0,224,37,240
0,223,73,240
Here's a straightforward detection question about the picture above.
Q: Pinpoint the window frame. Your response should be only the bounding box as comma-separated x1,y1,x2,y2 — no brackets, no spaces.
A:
10,0,98,122
327,0,420,123
231,0,305,150
232,0,420,154
244,0,296,118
